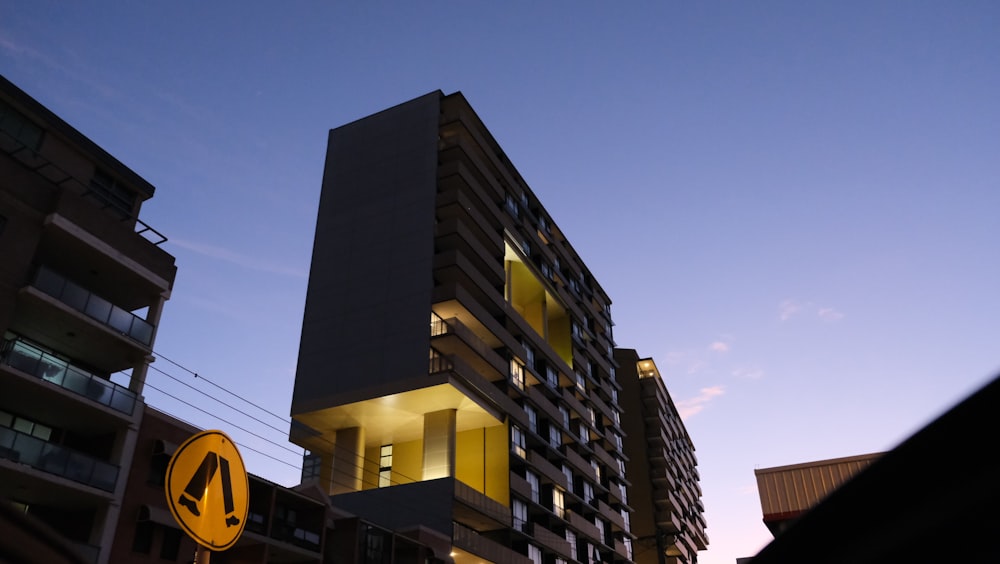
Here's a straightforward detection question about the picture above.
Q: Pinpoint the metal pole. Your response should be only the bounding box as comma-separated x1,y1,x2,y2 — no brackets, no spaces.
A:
194,546,211,564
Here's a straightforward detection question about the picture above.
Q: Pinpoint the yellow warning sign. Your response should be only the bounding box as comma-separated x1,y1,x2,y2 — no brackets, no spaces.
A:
166,430,249,551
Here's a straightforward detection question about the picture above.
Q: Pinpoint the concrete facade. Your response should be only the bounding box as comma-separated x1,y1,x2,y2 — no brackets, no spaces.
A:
0,73,177,563
291,91,637,564
616,350,708,564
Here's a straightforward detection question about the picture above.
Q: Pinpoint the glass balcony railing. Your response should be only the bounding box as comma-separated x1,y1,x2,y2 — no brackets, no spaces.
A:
0,426,119,492
30,265,154,345
1,338,137,415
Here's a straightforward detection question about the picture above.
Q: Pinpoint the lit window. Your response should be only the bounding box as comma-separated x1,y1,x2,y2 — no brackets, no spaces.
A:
378,444,392,487
510,359,525,390
513,498,529,532
575,372,586,392
505,193,520,217
528,544,543,564
512,425,527,458
566,530,577,559
552,487,565,518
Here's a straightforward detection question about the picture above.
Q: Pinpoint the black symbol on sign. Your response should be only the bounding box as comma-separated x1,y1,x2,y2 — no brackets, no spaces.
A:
177,452,241,527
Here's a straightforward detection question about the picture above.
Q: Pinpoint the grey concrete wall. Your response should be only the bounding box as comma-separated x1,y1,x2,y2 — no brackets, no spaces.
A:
292,91,443,414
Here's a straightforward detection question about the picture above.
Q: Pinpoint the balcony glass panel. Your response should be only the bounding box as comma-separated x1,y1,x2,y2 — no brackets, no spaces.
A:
1,338,137,415
0,429,120,492
30,266,154,346
84,294,112,323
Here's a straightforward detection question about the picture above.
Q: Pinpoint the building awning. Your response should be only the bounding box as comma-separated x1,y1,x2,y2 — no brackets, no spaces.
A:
138,504,176,527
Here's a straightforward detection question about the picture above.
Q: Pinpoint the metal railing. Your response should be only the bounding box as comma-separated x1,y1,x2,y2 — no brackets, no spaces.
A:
0,426,119,492
0,338,136,415
31,265,154,345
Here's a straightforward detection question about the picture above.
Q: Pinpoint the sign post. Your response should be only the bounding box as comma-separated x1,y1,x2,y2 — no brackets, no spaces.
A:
166,430,249,561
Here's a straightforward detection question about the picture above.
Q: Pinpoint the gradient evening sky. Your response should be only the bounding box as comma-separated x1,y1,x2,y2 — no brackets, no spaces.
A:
3,3,998,562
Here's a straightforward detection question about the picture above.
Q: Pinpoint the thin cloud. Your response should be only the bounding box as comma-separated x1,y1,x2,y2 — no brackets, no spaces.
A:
779,299,802,321
709,341,730,353
732,366,764,380
818,307,845,321
676,385,725,419
171,238,307,278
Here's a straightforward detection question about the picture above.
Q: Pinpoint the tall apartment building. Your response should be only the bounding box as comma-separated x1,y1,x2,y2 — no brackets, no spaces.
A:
0,74,177,563
290,91,635,564
615,350,708,564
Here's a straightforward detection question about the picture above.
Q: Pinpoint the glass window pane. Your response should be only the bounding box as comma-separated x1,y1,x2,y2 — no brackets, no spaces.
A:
108,306,133,334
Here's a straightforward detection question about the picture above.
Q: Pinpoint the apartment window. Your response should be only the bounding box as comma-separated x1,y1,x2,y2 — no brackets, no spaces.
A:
526,471,540,503
378,444,392,488
587,407,596,426
610,386,618,404
552,487,565,518
575,372,586,392
548,424,561,449
559,405,570,428
301,451,321,483
616,457,626,476
546,366,558,387
510,359,525,390
513,498,528,532
583,481,594,505
591,460,601,482
89,169,137,218
505,193,520,218
363,525,391,564
540,261,551,279
578,421,588,441
525,405,537,433
566,529,577,560
528,544,543,564
562,465,574,488
0,411,52,441
522,340,535,370
0,98,44,150
511,425,526,459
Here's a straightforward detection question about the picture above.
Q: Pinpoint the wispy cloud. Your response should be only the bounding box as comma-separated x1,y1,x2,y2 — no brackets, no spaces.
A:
171,238,307,278
709,341,730,353
780,299,845,322
779,299,803,321
676,385,725,419
818,307,845,321
732,366,764,380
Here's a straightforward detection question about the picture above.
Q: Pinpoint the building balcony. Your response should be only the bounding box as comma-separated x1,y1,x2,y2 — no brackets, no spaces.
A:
430,315,507,381
0,426,118,492
1,337,137,416
453,521,532,564
30,265,154,345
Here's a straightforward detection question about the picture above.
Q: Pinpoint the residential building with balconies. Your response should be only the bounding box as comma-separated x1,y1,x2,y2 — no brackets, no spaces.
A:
615,350,708,564
290,91,633,564
0,73,176,563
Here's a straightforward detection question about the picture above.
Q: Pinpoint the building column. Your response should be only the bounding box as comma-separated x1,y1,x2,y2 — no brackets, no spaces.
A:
129,293,168,396
332,426,365,494
422,409,456,480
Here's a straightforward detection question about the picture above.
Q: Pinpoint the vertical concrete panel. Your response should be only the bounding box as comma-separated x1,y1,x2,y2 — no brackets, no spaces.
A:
422,409,456,480
332,427,365,494
292,91,443,415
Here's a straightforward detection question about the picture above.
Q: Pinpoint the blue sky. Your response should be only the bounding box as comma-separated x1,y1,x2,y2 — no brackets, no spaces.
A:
3,2,998,562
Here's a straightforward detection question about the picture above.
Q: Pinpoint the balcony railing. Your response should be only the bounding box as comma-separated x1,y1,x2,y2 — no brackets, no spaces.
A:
0,426,119,492
31,265,154,345
1,338,137,415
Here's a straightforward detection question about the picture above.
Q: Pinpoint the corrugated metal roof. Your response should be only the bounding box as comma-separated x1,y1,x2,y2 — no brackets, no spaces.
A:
755,453,884,518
